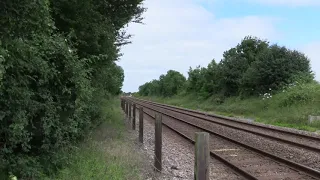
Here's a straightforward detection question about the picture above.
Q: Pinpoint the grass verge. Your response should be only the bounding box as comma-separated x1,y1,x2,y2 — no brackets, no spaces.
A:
137,83,320,132
43,97,144,180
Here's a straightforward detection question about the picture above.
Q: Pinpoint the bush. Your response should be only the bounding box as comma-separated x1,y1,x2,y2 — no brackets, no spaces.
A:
278,83,320,107
0,34,92,178
0,0,145,178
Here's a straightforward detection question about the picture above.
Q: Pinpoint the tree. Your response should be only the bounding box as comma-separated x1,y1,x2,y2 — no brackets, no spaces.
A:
0,0,145,178
241,44,313,95
139,70,186,97
201,60,219,97
138,80,160,96
138,35,314,102
218,36,269,96
187,66,206,93
159,70,186,97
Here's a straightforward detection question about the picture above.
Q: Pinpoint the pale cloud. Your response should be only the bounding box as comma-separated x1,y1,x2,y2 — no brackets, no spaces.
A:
246,0,320,6
302,42,320,81
118,0,279,92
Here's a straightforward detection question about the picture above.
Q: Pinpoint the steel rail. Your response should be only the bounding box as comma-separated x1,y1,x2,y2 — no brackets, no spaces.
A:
131,97,320,152
126,98,320,179
138,105,259,180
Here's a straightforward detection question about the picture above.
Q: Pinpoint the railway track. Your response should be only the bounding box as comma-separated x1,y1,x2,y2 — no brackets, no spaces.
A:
124,97,320,180
131,97,320,152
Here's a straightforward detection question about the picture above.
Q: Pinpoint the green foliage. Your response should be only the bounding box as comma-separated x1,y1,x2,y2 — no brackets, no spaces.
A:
0,0,53,41
187,66,206,93
138,36,316,131
0,44,5,89
278,82,319,107
0,0,145,179
44,98,144,180
217,36,269,96
141,82,320,131
241,44,313,95
50,0,145,58
139,36,314,101
139,70,186,97
0,34,92,177
187,60,219,98
160,70,186,96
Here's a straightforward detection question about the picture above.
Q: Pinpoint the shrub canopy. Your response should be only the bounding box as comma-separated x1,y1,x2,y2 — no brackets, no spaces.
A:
0,0,145,178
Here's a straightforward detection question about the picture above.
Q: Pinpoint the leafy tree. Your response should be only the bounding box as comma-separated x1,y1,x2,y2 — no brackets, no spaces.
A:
241,44,313,95
0,0,145,178
138,36,314,101
201,60,219,97
139,70,186,97
218,36,269,96
50,0,145,58
187,66,206,93
160,70,186,96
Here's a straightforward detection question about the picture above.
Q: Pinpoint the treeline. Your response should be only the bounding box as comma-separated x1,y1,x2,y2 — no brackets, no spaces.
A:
139,36,314,100
0,0,144,178
138,70,186,97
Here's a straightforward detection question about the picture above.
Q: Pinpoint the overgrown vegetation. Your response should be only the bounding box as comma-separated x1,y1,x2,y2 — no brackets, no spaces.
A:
138,36,319,131
0,0,145,179
138,82,320,131
43,98,145,180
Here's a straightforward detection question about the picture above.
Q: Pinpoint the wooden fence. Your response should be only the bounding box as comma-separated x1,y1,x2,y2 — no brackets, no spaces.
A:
121,98,209,180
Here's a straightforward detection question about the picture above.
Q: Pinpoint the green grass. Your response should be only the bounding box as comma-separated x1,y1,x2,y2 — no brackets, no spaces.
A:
43,98,144,180
137,83,320,132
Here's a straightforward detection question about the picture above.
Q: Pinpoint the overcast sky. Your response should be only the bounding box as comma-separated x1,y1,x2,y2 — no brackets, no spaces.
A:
118,0,320,92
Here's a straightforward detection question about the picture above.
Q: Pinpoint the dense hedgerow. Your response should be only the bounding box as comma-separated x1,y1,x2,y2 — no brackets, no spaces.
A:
0,0,145,178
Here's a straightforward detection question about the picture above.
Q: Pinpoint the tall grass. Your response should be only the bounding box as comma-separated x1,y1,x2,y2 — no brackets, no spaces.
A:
138,83,320,132
43,98,145,180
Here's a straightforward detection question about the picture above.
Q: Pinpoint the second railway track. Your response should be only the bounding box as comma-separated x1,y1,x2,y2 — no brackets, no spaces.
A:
131,97,320,152
125,97,320,180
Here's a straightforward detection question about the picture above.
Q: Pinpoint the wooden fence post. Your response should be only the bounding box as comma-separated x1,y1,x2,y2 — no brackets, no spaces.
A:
126,101,129,118
194,132,209,180
125,101,129,117
132,104,136,130
129,102,132,120
121,99,124,111
154,113,162,171
125,101,128,116
139,107,144,143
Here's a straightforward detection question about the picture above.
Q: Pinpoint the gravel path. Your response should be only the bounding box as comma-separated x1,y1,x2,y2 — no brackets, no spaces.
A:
126,108,244,180
140,102,320,172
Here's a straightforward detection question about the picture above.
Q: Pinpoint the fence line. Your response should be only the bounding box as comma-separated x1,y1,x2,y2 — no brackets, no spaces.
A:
121,98,209,179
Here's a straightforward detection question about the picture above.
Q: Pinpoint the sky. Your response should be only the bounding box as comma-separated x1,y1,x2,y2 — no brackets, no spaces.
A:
118,0,320,92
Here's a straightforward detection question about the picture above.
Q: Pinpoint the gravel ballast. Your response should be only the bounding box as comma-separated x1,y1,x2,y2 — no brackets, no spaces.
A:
140,102,320,172
126,108,244,180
